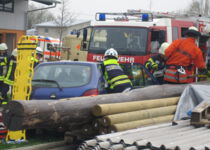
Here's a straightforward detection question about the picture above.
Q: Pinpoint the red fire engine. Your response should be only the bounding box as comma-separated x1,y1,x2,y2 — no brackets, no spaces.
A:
66,11,210,86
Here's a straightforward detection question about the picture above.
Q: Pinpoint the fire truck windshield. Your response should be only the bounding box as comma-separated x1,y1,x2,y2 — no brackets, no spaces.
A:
89,27,148,55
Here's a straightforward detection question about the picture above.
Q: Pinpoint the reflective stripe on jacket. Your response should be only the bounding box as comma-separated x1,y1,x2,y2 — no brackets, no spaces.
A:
145,58,158,70
4,60,16,85
164,38,205,83
31,57,39,63
164,67,194,83
0,56,8,81
103,59,132,90
31,57,39,68
145,54,165,71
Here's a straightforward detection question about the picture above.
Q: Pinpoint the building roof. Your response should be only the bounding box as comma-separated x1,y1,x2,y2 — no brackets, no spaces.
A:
35,21,59,27
32,0,60,5
79,120,210,150
35,20,91,27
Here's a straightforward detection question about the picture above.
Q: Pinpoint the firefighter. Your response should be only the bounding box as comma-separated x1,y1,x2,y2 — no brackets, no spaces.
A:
145,42,170,84
164,26,206,84
102,48,133,93
33,47,43,67
1,49,17,105
0,43,9,104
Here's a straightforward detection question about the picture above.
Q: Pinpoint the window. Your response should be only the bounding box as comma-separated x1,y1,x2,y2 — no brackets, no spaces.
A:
0,34,3,43
150,30,166,53
47,43,54,51
0,0,14,13
33,64,92,88
44,28,49,33
172,27,179,41
181,27,188,38
89,27,148,55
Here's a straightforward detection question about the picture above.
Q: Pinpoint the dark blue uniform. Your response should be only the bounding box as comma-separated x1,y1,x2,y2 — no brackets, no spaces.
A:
0,53,8,102
102,59,133,93
2,56,16,104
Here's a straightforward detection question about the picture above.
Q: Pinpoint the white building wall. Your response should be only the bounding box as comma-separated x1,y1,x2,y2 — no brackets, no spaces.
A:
36,26,69,39
67,21,91,34
0,0,27,30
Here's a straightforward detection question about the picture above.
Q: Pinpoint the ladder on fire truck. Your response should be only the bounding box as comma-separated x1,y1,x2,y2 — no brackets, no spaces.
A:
6,36,38,142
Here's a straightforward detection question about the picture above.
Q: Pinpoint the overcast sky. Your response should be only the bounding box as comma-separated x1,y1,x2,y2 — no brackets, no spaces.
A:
31,0,193,20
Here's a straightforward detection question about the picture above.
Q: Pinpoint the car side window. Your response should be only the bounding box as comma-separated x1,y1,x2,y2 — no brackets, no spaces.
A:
33,65,51,80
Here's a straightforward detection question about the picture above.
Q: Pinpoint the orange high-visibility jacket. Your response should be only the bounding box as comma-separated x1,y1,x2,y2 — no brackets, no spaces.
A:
164,37,205,83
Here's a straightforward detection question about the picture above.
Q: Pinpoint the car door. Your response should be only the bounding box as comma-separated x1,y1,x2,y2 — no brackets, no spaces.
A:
130,63,160,88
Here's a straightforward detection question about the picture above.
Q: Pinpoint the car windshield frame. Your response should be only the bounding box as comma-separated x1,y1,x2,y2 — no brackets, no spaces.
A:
32,63,92,88
89,26,148,55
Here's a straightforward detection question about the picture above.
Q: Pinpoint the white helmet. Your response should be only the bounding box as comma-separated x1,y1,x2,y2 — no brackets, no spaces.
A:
36,47,43,55
0,43,8,51
104,48,118,59
189,26,199,31
185,26,201,37
11,48,18,57
158,42,170,55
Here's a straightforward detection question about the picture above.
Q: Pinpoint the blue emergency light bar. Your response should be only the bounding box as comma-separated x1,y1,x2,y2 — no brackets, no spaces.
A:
95,12,153,22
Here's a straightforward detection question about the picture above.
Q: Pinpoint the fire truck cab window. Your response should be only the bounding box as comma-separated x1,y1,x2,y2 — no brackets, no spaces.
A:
89,27,148,55
91,30,107,49
150,30,166,53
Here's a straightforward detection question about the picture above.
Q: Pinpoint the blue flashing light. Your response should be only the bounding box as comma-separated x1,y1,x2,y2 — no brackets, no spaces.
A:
99,13,106,21
142,13,149,21
45,37,50,40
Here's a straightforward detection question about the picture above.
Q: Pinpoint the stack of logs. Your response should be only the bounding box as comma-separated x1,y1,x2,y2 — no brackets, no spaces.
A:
91,97,179,134
4,82,209,141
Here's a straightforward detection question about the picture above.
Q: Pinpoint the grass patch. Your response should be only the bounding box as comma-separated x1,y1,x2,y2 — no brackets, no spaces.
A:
0,129,63,150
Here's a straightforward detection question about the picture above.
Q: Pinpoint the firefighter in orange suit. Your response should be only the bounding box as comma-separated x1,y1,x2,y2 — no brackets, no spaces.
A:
164,26,206,84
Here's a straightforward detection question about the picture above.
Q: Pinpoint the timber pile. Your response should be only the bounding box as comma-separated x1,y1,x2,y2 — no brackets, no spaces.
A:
91,97,179,133
2,81,210,140
3,84,189,131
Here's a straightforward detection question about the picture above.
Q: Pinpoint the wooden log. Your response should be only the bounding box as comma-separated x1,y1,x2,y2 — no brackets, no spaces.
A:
110,115,174,132
102,105,177,126
92,97,179,117
3,82,209,131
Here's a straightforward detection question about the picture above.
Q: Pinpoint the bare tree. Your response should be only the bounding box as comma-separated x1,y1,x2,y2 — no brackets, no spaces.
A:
27,4,55,29
204,0,209,16
187,0,201,15
54,0,75,45
186,0,210,16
